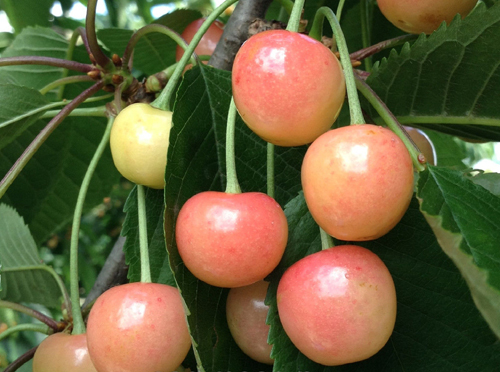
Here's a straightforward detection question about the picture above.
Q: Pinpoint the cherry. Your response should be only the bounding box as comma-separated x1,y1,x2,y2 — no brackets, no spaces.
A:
301,124,414,241
86,282,191,372
226,281,273,364
277,245,397,366
377,0,478,34
232,30,346,147
110,103,172,189
32,333,97,372
175,18,224,62
175,191,288,288
404,126,436,165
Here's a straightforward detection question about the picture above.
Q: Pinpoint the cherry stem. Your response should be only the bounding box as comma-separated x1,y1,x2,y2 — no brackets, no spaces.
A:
0,81,104,199
0,300,59,331
4,346,37,372
310,7,365,125
151,0,238,112
0,324,52,342
58,27,92,100
359,0,373,71
320,228,334,250
274,0,294,16
350,34,417,62
70,115,113,335
285,0,304,32
0,56,93,73
122,24,195,72
137,184,152,283
40,106,108,119
336,0,346,21
354,74,426,171
267,143,275,198
225,98,242,194
86,0,113,70
40,75,94,95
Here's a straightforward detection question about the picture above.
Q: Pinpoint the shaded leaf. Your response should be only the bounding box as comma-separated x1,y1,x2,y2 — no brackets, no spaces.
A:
0,0,53,33
467,171,500,196
0,204,62,308
367,2,500,141
417,166,500,338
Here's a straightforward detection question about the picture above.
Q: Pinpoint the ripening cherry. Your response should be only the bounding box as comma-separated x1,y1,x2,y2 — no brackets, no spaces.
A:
33,333,97,372
232,30,346,147
175,18,224,61
301,124,414,241
86,282,191,372
377,0,478,34
226,281,273,364
277,245,397,366
175,191,288,288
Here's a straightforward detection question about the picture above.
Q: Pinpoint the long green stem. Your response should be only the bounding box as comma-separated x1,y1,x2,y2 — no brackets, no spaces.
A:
286,0,305,32
336,0,346,21
354,74,426,171
267,143,275,198
41,106,108,119
310,7,365,125
0,301,59,330
152,0,238,111
274,0,294,15
0,324,51,342
70,116,114,335
320,228,334,250
40,75,94,95
225,98,241,194
137,185,152,283
122,24,195,71
0,81,104,199
86,0,113,69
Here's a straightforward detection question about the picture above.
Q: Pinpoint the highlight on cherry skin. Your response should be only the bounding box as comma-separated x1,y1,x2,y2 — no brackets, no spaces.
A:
232,29,346,147
226,280,273,365
86,282,191,372
377,0,478,34
32,333,97,372
175,191,288,288
277,245,397,366
301,124,414,241
109,103,172,189
404,126,437,166
175,18,224,62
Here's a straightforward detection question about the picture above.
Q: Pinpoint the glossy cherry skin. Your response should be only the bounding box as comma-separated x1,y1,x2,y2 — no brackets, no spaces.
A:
175,191,288,288
404,126,436,165
232,30,346,147
86,282,191,372
377,0,478,34
110,103,172,189
175,18,224,61
33,333,97,372
301,124,414,241
277,245,397,366
226,281,273,364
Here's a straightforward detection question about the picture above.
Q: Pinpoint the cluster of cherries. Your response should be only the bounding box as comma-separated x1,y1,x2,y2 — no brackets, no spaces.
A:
32,0,478,369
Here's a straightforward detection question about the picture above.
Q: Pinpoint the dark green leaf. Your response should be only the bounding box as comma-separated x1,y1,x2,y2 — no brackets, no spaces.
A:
421,129,468,168
267,194,500,371
417,166,500,338
366,2,500,141
0,0,53,33
0,204,63,308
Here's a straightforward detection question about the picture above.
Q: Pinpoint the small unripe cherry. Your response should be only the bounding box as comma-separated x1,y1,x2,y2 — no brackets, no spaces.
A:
277,245,397,366
232,30,346,147
33,333,97,372
110,103,172,189
226,281,273,364
377,0,478,34
301,124,414,241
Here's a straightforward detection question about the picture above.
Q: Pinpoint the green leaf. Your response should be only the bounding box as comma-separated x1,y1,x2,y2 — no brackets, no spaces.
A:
0,84,55,150
97,9,202,75
0,204,63,308
0,27,67,92
417,166,500,338
267,194,500,371
0,116,121,245
366,2,500,141
422,129,468,168
467,171,500,196
122,186,175,286
0,0,53,34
